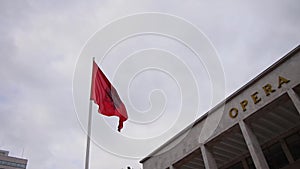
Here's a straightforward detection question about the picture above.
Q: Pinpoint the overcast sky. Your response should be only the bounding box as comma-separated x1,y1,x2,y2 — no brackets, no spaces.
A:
0,0,299,169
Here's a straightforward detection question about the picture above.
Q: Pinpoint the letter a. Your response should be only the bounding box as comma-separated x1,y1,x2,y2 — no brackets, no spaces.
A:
278,76,290,88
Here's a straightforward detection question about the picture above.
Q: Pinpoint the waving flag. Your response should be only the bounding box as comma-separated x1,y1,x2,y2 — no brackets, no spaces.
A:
90,61,128,132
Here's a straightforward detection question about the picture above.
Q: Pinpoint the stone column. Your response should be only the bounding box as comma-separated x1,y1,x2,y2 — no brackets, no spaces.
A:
200,144,218,169
280,139,294,164
239,120,269,169
169,165,175,169
287,89,300,115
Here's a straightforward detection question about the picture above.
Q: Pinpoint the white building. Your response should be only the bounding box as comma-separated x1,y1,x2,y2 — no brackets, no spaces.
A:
140,45,300,169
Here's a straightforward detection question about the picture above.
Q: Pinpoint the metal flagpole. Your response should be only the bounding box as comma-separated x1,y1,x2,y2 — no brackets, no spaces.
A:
85,57,95,169
85,100,93,169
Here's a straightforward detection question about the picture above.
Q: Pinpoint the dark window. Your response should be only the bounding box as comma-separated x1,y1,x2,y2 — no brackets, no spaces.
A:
285,132,300,160
226,161,244,169
263,142,289,169
0,160,26,169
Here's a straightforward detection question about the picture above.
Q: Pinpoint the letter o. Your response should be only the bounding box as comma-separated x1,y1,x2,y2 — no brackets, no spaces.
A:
229,108,239,118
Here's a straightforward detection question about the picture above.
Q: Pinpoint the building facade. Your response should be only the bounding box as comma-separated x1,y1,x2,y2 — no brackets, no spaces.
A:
0,150,27,169
140,45,300,169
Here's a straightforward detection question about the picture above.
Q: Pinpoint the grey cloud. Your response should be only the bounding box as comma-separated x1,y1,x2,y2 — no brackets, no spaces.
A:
0,0,299,169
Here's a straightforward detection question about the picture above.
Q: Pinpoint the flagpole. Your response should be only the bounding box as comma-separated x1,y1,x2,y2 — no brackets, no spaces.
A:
85,57,95,169
85,100,93,169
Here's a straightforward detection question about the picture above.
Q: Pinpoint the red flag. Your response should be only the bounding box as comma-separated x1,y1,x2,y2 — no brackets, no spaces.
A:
90,61,128,132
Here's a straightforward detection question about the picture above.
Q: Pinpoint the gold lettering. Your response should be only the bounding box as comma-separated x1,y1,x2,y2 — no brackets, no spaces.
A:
263,84,276,96
240,100,248,112
278,76,290,88
229,108,239,118
251,92,261,104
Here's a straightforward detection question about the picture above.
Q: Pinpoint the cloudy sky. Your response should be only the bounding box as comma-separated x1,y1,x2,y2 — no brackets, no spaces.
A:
0,0,299,169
